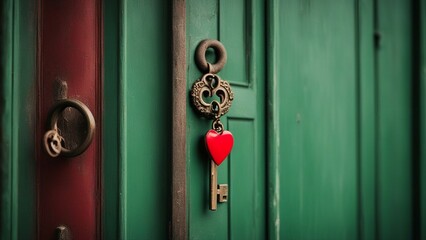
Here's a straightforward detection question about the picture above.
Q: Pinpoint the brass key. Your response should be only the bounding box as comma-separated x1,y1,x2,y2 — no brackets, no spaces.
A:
210,160,228,211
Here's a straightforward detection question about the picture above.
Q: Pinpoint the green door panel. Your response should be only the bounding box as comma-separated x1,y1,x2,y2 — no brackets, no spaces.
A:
121,1,172,238
104,0,172,239
277,1,359,239
1,0,37,239
358,0,376,239
376,1,413,239
186,0,418,239
275,0,414,239
187,0,266,239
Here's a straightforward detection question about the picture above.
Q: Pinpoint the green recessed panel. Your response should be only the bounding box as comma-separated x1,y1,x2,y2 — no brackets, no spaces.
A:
278,1,358,239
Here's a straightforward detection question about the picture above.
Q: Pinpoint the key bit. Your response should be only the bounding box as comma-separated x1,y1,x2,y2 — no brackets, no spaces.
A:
210,160,229,211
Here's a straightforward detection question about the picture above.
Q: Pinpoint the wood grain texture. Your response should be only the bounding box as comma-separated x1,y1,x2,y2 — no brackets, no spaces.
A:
376,1,413,239
118,0,172,239
172,0,187,239
278,1,359,238
37,0,102,238
358,0,376,239
266,0,280,238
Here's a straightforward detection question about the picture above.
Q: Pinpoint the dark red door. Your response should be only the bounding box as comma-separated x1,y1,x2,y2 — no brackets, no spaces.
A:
37,0,102,239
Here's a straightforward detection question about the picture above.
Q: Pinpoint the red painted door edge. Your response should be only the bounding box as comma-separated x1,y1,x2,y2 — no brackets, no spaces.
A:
36,0,102,239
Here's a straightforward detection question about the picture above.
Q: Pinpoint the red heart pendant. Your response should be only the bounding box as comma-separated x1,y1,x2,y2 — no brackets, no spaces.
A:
205,129,234,166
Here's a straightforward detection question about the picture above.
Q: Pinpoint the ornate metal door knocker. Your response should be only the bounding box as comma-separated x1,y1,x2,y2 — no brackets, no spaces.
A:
191,39,234,211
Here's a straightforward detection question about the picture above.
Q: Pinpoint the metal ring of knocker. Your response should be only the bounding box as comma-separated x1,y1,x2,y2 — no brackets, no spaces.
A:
44,99,95,157
195,39,227,74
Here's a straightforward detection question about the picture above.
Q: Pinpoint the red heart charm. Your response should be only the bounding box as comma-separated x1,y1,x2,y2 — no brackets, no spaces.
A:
205,129,234,166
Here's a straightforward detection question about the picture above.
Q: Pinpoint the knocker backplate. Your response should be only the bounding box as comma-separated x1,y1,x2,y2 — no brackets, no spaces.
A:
191,73,234,119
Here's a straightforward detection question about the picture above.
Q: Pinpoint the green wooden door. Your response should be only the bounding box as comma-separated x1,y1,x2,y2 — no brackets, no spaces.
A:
186,0,417,239
103,0,172,239
187,0,266,239
274,0,414,239
2,0,425,239
276,1,363,238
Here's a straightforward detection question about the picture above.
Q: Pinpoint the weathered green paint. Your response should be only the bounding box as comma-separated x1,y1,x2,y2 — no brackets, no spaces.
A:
187,0,266,239
359,0,376,239
278,1,359,239
0,0,36,239
266,0,280,239
187,1,422,239
2,0,426,239
116,0,172,239
268,1,416,239
376,1,413,239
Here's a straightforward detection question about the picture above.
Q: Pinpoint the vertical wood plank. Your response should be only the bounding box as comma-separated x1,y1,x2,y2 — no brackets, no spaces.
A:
266,0,280,239
0,1,14,238
358,0,377,239
37,0,102,238
15,0,38,236
413,0,422,238
118,0,127,238
278,1,358,238
1,0,37,239
376,0,413,239
103,0,120,238
172,0,187,239
119,0,172,239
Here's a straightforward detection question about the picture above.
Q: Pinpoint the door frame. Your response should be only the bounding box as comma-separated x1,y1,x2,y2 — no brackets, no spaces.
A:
171,0,187,239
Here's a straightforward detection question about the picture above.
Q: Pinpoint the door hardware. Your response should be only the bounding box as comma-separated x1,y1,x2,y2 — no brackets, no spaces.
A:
56,225,72,240
43,81,95,157
191,39,234,211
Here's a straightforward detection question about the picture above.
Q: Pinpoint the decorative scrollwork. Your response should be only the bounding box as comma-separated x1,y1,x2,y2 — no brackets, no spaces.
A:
191,39,233,119
191,73,234,119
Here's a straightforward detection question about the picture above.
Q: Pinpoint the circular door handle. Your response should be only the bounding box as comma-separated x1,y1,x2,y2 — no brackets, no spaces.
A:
43,99,95,157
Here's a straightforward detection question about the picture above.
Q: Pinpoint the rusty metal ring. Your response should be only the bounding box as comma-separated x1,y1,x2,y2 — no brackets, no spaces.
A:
195,39,227,74
47,99,95,157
